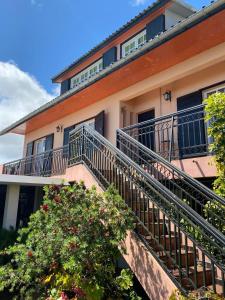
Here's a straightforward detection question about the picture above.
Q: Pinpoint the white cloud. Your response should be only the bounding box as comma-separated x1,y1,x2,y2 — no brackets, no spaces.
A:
0,61,59,164
131,0,149,6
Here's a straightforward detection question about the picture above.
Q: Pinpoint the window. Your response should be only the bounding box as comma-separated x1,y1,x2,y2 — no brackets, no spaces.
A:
202,84,225,146
122,30,146,57
70,59,103,89
34,138,46,155
203,83,225,99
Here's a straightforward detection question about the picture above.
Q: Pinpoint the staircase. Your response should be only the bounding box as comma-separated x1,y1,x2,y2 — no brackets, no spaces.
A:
68,124,225,298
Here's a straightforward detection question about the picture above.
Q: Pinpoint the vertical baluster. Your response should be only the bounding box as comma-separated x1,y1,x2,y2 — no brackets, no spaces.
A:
193,243,198,290
177,216,182,283
185,235,189,281
202,252,206,289
211,261,216,293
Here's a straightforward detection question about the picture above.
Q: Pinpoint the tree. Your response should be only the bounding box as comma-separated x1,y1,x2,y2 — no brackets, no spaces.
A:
0,182,140,300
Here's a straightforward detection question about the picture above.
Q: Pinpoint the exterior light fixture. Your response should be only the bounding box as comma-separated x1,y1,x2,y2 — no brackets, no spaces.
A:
56,125,63,133
163,91,172,101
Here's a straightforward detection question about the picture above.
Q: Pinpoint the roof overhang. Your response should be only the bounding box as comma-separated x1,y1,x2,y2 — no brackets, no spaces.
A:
0,174,68,186
1,0,225,136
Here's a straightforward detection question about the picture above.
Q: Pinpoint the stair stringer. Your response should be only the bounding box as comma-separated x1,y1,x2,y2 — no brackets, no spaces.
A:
59,163,178,300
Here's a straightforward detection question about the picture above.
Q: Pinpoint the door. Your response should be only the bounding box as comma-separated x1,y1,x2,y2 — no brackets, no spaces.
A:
0,185,7,228
177,91,206,158
25,142,34,175
43,134,54,175
34,137,46,175
16,186,35,228
138,109,155,150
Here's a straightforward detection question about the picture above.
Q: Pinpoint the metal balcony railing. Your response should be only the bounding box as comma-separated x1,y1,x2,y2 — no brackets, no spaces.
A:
2,145,69,177
122,104,210,161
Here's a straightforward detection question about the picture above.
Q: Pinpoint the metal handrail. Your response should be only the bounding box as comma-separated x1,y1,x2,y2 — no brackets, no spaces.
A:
122,104,208,161
2,145,69,177
70,124,225,249
69,124,225,294
122,104,205,131
117,128,225,207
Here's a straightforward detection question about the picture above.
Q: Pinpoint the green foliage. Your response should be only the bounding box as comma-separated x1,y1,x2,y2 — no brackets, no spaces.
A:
0,228,17,251
203,92,225,233
0,182,138,299
204,92,225,197
170,289,225,300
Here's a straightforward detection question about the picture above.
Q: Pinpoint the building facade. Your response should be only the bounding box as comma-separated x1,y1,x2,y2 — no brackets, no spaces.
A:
1,0,225,298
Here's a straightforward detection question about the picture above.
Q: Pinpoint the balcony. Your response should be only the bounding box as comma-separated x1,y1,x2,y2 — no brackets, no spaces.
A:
2,145,68,177
121,104,211,162
2,105,212,178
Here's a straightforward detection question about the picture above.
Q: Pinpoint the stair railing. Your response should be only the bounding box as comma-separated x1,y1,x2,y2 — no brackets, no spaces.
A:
69,124,225,295
117,128,225,233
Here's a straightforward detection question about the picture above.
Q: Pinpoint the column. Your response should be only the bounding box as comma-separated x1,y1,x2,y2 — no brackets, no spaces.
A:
2,184,20,229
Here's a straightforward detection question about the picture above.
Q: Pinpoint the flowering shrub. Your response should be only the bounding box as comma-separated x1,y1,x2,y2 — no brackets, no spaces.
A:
0,182,140,299
203,92,225,233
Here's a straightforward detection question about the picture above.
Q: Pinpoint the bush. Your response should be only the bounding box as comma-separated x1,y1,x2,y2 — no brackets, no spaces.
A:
0,182,140,300
0,228,17,251
170,289,225,300
203,92,225,233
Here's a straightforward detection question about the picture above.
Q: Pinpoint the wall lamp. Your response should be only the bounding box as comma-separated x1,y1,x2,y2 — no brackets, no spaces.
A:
56,124,63,133
163,91,172,102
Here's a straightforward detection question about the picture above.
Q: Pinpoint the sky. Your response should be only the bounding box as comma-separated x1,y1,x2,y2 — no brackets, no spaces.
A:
0,0,210,163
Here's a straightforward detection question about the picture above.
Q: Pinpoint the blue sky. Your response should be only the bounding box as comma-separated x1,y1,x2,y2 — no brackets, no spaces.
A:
0,0,209,93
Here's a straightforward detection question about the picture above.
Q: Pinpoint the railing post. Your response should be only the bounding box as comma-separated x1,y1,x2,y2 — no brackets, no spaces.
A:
168,116,174,162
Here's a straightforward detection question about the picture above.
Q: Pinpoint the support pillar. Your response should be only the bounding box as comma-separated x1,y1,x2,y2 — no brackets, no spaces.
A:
2,184,20,229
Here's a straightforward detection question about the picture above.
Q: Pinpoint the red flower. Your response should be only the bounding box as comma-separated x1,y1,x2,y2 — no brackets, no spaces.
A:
41,204,49,212
27,250,33,258
61,292,68,300
69,226,78,234
68,242,78,250
88,217,94,225
54,195,61,204
73,287,86,298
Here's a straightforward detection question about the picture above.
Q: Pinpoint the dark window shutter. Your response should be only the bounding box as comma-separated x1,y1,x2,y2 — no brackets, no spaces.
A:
103,47,117,68
60,79,70,95
63,125,75,146
45,134,54,151
26,142,34,157
146,14,165,41
95,111,105,136
177,91,203,111
177,91,205,158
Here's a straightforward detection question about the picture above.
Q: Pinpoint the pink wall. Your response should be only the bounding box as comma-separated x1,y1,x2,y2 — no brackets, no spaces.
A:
172,156,217,178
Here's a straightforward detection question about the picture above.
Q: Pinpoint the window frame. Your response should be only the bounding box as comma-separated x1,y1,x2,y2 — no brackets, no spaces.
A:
121,29,147,58
70,58,103,89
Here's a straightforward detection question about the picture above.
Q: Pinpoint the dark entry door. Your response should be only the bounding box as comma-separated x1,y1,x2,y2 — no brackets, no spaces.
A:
177,91,206,158
0,185,7,228
16,186,35,228
138,109,155,150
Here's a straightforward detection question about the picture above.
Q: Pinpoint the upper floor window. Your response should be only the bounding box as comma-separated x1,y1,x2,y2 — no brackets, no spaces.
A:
122,30,147,57
203,83,225,98
70,59,103,89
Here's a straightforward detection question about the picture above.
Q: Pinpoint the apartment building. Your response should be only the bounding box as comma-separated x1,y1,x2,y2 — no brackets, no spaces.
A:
1,0,225,298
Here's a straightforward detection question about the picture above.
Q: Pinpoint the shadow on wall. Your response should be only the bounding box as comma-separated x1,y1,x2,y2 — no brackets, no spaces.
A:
123,231,176,300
